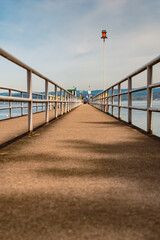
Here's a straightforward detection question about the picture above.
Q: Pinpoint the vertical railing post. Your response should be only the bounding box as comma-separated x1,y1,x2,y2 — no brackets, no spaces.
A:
71,95,73,110
128,77,132,124
45,80,49,123
41,96,43,111
102,93,104,111
68,94,70,111
60,89,63,115
147,65,153,134
118,83,121,119
111,87,114,115
52,95,54,110
101,94,102,110
21,92,23,116
42,95,44,111
106,90,109,113
73,96,75,109
100,94,102,110
67,93,69,112
74,96,76,108
64,91,67,113
104,91,106,112
27,70,33,133
98,96,99,109
49,95,51,111
9,89,12,118
55,85,58,118
98,96,99,108
69,94,71,111
36,95,38,112
50,96,52,110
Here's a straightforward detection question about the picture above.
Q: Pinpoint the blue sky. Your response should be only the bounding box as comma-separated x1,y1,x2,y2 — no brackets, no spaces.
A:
0,0,160,91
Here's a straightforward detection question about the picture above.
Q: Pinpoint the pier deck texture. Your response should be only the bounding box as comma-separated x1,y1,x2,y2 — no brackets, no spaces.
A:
0,105,160,240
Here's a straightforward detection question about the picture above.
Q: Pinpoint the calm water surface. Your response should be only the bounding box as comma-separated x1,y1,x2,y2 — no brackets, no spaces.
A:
108,100,160,137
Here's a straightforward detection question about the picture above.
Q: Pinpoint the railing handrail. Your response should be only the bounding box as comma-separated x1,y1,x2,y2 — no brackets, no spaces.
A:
0,47,75,95
0,86,73,97
91,55,160,136
0,48,81,131
93,55,160,99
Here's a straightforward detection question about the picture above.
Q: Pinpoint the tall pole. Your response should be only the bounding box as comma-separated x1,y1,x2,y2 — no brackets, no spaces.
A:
101,30,108,91
103,39,106,90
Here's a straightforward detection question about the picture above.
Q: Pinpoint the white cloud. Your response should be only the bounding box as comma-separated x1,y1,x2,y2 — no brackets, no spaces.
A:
0,0,160,91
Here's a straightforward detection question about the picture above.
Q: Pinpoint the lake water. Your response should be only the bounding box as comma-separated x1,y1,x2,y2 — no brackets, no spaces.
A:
0,102,45,119
0,101,160,137
96,100,160,137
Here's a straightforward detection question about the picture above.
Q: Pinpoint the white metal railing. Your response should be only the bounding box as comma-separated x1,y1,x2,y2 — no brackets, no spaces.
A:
0,87,47,117
0,48,81,132
91,55,160,134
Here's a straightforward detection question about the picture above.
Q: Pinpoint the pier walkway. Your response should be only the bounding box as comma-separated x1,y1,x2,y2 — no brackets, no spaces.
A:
0,104,160,240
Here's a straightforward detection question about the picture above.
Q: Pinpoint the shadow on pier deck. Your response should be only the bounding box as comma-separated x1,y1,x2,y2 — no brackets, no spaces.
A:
0,105,160,240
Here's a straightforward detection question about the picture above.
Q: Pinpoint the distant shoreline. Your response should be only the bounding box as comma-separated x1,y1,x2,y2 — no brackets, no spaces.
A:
1,88,160,100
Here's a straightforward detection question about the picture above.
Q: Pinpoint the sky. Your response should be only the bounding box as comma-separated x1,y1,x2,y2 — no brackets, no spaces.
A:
0,0,160,92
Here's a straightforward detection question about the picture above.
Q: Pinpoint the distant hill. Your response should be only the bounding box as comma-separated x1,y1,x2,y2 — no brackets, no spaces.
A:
76,89,160,100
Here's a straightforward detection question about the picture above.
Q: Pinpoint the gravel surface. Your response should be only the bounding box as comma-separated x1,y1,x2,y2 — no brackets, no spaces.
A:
0,105,160,240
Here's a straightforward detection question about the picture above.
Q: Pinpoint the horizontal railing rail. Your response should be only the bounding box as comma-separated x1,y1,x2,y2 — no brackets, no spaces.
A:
91,55,160,135
0,86,48,118
0,48,81,132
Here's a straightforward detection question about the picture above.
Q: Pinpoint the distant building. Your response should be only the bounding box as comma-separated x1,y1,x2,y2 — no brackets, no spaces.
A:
67,88,76,96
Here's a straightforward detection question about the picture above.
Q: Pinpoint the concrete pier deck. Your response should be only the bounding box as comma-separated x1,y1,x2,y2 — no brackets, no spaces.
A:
0,108,60,146
0,105,160,240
